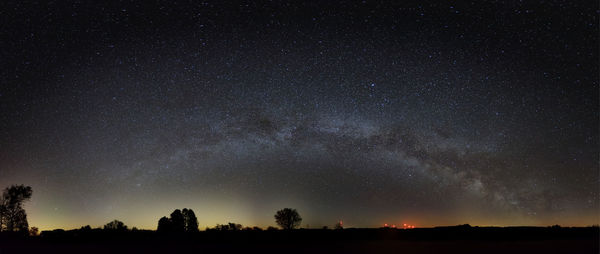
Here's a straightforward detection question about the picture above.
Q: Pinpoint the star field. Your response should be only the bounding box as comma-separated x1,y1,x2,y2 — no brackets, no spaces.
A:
0,1,598,230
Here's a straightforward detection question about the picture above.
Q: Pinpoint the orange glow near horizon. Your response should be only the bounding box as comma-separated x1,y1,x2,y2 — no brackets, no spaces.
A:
23,200,600,232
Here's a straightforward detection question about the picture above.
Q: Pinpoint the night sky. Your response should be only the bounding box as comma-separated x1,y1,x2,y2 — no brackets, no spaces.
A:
1,1,598,231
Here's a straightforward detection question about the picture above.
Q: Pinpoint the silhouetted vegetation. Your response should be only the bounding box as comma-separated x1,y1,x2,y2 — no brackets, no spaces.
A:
103,220,128,231
170,209,185,232
0,185,32,234
209,222,243,231
157,208,199,233
157,216,171,232
182,208,199,232
274,208,302,230
0,192,597,253
28,227,38,236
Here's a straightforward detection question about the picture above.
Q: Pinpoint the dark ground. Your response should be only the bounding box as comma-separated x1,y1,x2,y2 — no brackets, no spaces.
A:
1,226,598,254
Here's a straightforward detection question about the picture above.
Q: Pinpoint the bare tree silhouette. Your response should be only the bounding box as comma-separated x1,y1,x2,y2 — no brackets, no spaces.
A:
274,208,302,230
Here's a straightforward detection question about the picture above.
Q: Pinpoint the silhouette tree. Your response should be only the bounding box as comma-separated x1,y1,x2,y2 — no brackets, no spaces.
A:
103,220,128,231
0,185,32,233
274,208,302,230
182,208,199,232
157,208,200,233
12,209,29,232
170,209,185,232
157,216,171,232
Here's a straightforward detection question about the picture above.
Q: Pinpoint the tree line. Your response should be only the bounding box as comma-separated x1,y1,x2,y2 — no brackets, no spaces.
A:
0,185,310,235
156,207,303,232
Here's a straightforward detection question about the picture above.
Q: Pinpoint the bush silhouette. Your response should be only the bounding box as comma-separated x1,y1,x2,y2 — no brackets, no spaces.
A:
212,222,243,231
29,226,39,236
80,225,92,232
274,208,302,230
104,220,128,231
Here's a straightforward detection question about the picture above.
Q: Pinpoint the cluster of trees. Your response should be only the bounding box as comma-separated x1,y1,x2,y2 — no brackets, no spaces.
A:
0,184,308,235
50,207,305,234
157,208,199,233
155,208,302,232
0,185,32,234
192,208,303,232
47,207,305,235
157,207,302,232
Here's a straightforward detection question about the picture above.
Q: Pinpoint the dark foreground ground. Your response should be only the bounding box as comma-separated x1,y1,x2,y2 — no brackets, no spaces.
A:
1,226,598,254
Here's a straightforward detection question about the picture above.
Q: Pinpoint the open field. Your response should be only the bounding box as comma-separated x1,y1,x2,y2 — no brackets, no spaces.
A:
1,226,598,254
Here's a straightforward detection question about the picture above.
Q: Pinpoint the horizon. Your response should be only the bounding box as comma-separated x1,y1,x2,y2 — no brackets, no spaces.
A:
25,202,600,232
1,1,598,234
34,222,600,233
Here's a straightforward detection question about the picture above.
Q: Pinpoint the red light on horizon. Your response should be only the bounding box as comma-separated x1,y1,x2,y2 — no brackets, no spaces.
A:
400,223,416,229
